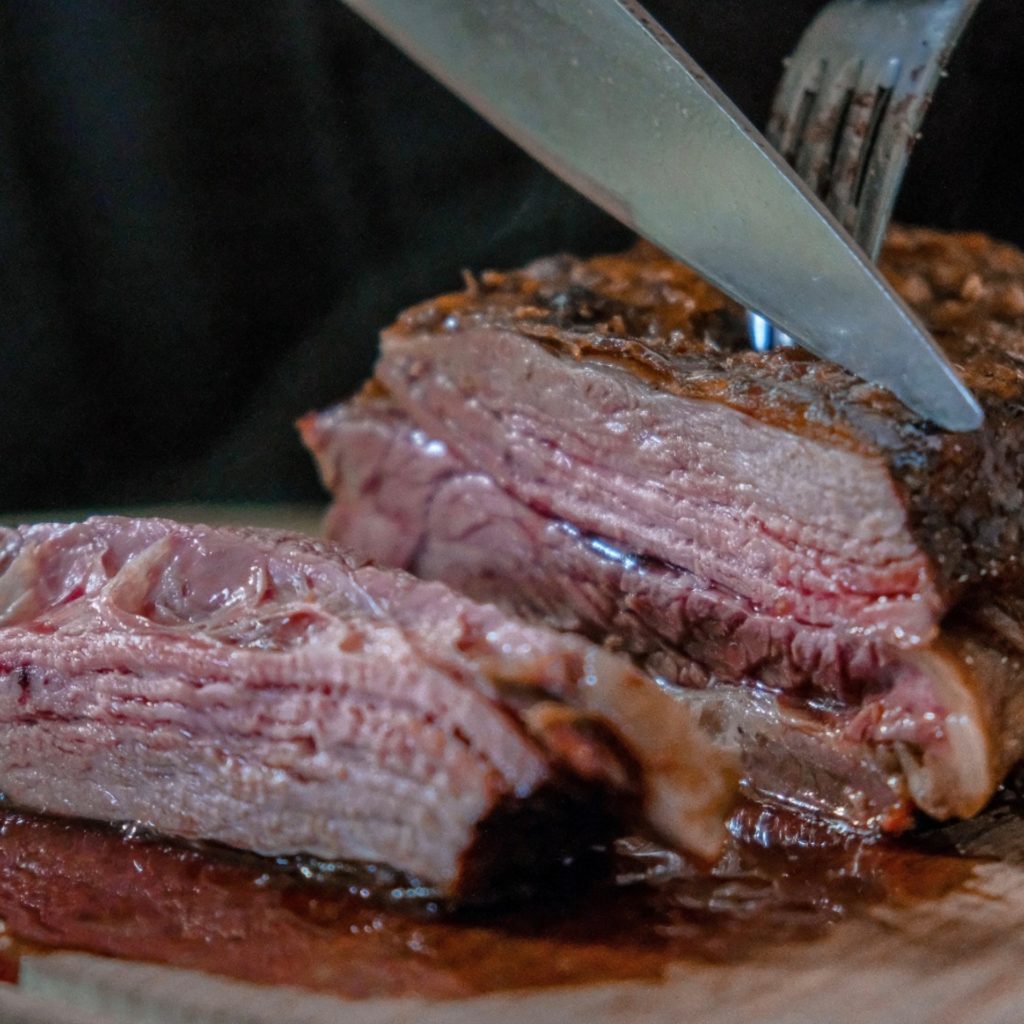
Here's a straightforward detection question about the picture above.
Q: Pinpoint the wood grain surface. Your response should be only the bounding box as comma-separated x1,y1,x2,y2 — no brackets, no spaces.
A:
0,506,1021,1024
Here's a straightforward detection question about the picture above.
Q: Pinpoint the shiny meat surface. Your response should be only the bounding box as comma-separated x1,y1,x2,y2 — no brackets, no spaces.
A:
0,517,736,895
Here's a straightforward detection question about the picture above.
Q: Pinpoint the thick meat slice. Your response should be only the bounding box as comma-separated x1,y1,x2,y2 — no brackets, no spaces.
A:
301,396,1024,829
0,517,736,896
301,226,1024,829
371,230,1024,655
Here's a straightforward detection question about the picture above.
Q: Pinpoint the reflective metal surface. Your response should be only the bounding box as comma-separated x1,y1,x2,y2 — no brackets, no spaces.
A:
342,0,982,430
749,0,982,352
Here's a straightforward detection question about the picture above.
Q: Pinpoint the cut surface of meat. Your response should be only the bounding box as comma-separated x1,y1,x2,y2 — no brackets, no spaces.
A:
301,227,1024,831
0,517,736,896
301,396,1024,830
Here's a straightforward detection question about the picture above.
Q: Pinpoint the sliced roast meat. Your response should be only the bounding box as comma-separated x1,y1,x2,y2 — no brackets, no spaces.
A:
0,517,736,896
303,397,900,699
301,226,1024,829
372,231,1024,651
301,396,1024,829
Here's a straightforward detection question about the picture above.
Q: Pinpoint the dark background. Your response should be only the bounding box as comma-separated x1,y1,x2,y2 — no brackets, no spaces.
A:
2,0,1022,512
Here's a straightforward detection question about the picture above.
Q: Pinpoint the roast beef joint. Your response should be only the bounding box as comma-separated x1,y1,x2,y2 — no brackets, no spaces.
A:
2,227,1020,901
302,227,1024,833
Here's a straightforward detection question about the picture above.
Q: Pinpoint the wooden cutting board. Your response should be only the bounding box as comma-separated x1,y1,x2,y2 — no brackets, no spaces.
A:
0,506,1021,1024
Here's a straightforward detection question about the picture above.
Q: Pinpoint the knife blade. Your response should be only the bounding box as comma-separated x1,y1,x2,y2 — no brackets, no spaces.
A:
341,0,983,431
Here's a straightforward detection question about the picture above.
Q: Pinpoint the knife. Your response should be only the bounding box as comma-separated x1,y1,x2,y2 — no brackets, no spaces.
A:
340,0,983,431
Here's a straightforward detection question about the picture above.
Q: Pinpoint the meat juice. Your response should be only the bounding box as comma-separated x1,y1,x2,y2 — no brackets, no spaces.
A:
0,792,1003,1000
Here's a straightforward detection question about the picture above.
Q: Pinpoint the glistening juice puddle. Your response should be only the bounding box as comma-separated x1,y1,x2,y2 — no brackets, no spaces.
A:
0,788,1010,1000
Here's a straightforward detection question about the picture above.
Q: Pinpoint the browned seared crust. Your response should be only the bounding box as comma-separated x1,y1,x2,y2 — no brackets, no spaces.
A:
392,227,1024,601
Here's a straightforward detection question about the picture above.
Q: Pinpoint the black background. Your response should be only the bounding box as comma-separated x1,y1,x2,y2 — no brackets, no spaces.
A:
2,0,1022,512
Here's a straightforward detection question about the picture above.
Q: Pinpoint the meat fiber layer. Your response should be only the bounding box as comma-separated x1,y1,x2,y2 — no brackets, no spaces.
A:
302,397,1024,829
376,228,1024,640
0,518,736,895
304,399,899,699
301,226,1024,829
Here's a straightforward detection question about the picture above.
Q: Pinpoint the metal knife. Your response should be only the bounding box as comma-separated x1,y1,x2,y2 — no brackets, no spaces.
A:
340,0,983,431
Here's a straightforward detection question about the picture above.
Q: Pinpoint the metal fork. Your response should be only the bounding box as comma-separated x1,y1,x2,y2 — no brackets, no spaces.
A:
749,0,982,352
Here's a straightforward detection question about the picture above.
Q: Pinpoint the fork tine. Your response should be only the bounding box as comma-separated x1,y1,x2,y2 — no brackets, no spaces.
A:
852,57,959,259
822,57,902,237
851,99,918,259
749,0,983,354
789,57,862,200
767,56,826,163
